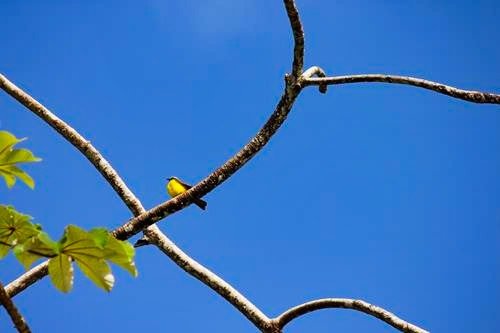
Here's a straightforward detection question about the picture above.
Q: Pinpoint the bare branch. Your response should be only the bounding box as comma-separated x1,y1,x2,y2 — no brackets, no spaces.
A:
112,84,301,240
0,73,146,216
144,227,273,332
304,74,500,104
0,281,31,333
1,0,489,330
283,0,305,78
5,263,48,298
1,66,280,332
273,298,429,333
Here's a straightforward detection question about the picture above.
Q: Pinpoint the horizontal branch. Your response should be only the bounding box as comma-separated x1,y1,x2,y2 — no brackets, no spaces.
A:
0,281,31,333
303,74,500,104
273,298,429,333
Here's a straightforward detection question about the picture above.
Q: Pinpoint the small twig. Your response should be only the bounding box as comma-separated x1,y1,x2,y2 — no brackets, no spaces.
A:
283,0,305,79
303,74,500,104
273,298,429,333
0,280,31,333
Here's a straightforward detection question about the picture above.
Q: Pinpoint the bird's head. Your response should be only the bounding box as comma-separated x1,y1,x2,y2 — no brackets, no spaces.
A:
166,176,176,182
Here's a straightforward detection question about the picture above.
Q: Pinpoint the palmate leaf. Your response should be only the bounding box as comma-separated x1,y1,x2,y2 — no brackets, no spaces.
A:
13,231,58,269
0,130,41,189
0,205,40,258
89,228,137,277
60,225,114,291
48,253,73,293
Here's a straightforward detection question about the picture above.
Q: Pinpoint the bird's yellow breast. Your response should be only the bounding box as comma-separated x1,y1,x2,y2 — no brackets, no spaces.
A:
166,179,187,197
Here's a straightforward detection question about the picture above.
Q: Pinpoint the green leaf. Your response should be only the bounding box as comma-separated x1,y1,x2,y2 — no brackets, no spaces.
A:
48,254,73,293
61,225,114,291
0,131,23,155
13,243,43,269
88,228,109,248
74,255,115,292
0,170,16,189
0,205,39,259
89,227,137,277
13,232,58,269
5,166,35,189
103,236,138,277
0,130,41,189
61,225,105,259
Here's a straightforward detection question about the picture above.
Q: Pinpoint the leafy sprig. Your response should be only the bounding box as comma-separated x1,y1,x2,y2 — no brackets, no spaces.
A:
0,130,41,189
0,130,137,293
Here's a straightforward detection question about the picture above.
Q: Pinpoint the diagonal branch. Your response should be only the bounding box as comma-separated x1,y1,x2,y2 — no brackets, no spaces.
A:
0,74,146,216
273,298,429,333
112,85,301,240
303,74,500,104
144,229,272,331
0,281,31,333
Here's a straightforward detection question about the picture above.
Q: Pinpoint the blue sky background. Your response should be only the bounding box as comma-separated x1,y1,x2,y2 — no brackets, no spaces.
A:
1,1,499,332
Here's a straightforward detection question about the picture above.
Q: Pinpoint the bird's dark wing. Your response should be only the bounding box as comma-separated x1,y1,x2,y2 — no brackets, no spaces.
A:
178,180,192,189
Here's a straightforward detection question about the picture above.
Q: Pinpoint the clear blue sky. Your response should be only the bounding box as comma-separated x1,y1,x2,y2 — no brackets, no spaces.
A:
1,1,499,332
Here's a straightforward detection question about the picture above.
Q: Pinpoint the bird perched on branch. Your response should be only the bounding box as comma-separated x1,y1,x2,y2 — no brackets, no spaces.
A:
166,176,207,210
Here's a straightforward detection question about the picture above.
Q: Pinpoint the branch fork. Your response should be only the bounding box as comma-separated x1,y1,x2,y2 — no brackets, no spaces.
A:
2,0,497,332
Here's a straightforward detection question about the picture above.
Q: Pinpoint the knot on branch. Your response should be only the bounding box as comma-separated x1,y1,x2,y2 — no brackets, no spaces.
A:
298,66,328,93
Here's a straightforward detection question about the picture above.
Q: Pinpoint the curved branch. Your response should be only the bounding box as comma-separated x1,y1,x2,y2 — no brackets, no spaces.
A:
303,74,500,104
283,0,305,78
273,298,429,333
0,74,146,216
112,85,300,240
144,227,273,332
0,281,31,333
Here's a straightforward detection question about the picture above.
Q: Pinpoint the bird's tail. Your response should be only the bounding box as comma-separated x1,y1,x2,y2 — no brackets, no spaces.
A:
194,198,207,210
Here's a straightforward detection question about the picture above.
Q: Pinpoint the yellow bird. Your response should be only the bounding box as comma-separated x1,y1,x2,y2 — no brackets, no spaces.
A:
166,176,207,210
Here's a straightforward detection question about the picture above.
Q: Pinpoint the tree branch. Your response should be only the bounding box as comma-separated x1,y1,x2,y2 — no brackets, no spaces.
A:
0,281,31,333
273,298,429,333
144,228,273,331
112,85,301,240
0,73,146,216
303,74,500,104
1,0,492,331
283,0,305,79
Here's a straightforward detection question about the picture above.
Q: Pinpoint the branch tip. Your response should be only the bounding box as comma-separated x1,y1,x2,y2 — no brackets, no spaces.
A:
304,74,500,104
274,298,429,333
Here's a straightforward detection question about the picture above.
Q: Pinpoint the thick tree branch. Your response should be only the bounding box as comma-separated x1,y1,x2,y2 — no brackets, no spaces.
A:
303,74,500,104
273,298,428,333
283,0,305,78
0,281,31,333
